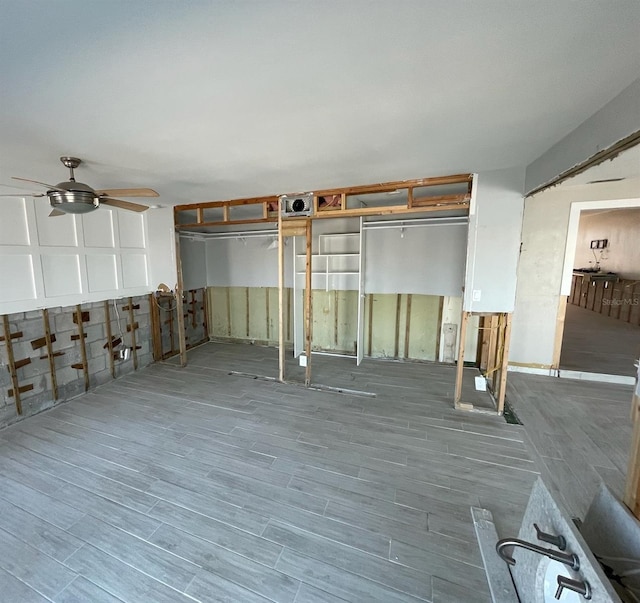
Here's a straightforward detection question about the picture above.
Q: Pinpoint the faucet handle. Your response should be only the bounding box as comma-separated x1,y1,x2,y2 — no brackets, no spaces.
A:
555,575,591,600
534,523,566,550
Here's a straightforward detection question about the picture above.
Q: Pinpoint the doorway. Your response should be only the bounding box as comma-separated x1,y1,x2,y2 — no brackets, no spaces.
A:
556,199,640,382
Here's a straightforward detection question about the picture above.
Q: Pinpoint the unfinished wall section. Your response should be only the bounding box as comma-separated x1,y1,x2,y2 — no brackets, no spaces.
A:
0,294,152,429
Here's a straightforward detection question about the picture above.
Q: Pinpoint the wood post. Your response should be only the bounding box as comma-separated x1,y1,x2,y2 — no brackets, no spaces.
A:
304,219,313,387
2,315,23,415
42,309,59,400
278,212,285,382
104,301,116,378
496,313,512,415
624,375,640,519
127,297,139,370
75,305,90,391
454,310,469,407
174,231,187,367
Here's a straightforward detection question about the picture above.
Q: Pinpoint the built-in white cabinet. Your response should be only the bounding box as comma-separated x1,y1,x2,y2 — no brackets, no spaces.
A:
295,232,360,292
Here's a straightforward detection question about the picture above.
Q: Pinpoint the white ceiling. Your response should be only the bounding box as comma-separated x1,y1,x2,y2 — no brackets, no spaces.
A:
1,1,639,207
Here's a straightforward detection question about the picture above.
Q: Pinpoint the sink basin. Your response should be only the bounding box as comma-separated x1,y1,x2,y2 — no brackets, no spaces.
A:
538,559,582,603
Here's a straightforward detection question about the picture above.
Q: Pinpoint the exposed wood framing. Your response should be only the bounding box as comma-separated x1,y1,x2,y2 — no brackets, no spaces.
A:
42,309,59,400
278,210,285,382
304,219,313,387
404,294,412,358
175,173,473,230
75,305,90,391
104,301,116,378
149,294,162,361
454,310,469,408
624,381,640,519
458,311,513,414
2,314,23,415
174,230,188,367
202,288,210,340
126,297,139,370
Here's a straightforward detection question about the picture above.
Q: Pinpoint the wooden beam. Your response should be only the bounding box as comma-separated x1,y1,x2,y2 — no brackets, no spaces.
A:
42,309,59,400
624,378,640,519
278,210,285,382
394,294,402,358
127,297,139,370
104,301,116,378
304,219,313,387
149,293,162,361
2,315,23,415
404,294,412,358
202,288,210,340
496,313,513,415
174,230,188,367
75,305,90,391
454,310,469,407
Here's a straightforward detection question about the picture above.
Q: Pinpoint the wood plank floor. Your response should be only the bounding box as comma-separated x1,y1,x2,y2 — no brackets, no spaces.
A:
0,342,630,602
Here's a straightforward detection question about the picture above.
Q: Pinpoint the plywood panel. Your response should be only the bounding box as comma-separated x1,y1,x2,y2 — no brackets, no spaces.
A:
310,290,335,352
336,290,358,353
41,255,81,297
227,287,248,339
0,198,30,245
369,294,398,358
86,254,118,292
83,210,115,248
122,254,149,288
35,204,78,246
118,212,146,248
246,288,267,341
0,254,36,301
407,295,440,361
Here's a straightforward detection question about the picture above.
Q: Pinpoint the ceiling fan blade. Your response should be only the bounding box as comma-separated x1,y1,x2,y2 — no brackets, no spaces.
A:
49,208,66,217
95,188,158,198
100,197,149,212
0,192,45,198
12,176,67,192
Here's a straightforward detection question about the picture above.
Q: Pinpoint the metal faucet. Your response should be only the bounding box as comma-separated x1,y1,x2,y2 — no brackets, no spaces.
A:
556,575,591,600
496,538,580,571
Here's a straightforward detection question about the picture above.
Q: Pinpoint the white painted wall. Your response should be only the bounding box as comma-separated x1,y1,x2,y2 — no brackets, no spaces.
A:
0,199,176,314
573,208,640,279
364,222,467,296
464,168,525,312
525,77,640,194
180,239,207,290
510,179,640,367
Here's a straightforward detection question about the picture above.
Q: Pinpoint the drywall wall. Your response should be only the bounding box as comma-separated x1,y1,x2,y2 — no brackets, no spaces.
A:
147,207,177,291
0,199,175,314
573,208,640,279
363,221,467,296
510,179,640,368
463,167,525,312
526,77,640,194
180,239,207,290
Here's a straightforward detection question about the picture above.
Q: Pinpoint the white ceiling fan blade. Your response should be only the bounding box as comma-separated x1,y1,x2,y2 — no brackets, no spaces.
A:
12,176,67,192
100,197,149,212
49,208,66,217
96,188,158,198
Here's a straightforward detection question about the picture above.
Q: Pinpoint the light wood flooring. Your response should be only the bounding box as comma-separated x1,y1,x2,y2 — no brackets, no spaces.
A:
0,342,633,602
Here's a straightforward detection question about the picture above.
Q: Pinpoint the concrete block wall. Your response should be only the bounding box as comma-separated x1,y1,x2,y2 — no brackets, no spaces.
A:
0,295,153,429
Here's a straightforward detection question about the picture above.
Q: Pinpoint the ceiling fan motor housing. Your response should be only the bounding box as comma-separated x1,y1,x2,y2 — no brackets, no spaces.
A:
48,180,99,214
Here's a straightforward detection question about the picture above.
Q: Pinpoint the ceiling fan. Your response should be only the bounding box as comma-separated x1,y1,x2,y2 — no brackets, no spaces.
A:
1,156,158,216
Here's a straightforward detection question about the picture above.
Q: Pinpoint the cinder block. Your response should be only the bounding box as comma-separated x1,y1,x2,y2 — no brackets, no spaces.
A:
54,311,77,333
84,324,105,344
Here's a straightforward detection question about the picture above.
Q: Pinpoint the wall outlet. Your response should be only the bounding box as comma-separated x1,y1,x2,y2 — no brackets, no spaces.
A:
472,289,482,301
